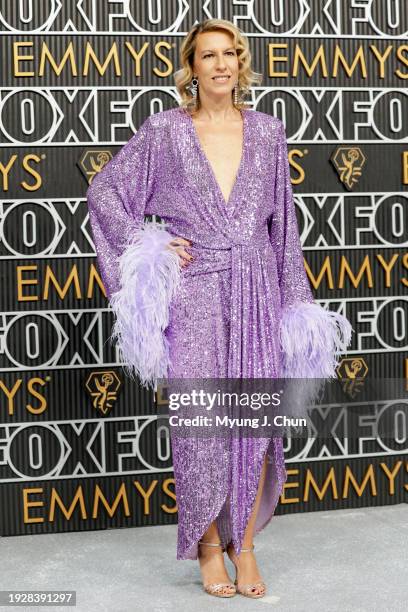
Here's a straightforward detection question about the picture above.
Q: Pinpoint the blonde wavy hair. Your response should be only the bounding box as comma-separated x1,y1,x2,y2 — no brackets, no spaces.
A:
174,19,262,115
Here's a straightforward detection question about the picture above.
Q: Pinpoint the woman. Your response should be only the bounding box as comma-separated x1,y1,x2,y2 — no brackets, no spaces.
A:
86,19,352,599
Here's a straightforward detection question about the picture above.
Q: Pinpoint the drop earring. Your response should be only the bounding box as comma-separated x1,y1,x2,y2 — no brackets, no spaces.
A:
234,82,239,105
190,76,198,101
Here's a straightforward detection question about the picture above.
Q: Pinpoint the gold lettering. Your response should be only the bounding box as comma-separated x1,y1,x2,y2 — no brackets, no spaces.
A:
376,253,399,287
369,45,393,79
133,480,158,515
43,265,81,300
333,45,367,78
153,42,173,77
402,253,408,287
396,45,408,79
403,152,408,184
304,467,338,501
83,42,121,76
17,265,38,301
49,486,87,521
268,43,288,77
22,154,42,191
0,155,18,191
305,257,334,290
23,488,44,523
343,464,376,497
27,378,47,415
289,150,306,185
380,461,402,495
124,41,149,76
0,380,22,416
293,44,328,77
87,264,106,298
161,478,177,513
39,41,77,76
92,483,130,518
338,255,373,289
14,42,34,77
280,468,299,504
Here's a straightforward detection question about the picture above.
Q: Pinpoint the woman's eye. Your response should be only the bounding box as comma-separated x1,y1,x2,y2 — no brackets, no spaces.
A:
203,51,235,58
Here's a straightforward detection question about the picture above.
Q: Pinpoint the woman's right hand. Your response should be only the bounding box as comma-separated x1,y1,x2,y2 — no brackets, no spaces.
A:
166,236,194,268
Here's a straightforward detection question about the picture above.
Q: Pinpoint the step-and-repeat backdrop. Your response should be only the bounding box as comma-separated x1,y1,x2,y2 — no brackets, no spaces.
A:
1,2,407,535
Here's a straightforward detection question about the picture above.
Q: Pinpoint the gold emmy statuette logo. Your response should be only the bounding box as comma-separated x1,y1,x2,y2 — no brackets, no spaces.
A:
78,150,113,185
85,371,122,415
331,146,366,190
155,381,170,408
336,357,368,398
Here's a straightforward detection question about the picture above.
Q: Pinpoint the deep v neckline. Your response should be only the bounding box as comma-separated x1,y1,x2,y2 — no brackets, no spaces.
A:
185,107,247,208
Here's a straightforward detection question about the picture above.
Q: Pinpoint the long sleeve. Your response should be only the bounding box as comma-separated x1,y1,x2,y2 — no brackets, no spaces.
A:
268,119,314,309
86,117,155,300
269,119,353,379
86,116,181,389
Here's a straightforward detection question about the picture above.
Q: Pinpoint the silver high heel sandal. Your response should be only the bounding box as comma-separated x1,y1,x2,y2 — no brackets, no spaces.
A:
198,540,237,598
226,543,266,599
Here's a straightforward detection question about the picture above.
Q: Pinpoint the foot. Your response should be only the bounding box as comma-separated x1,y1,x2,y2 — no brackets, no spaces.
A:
198,540,236,597
226,543,266,598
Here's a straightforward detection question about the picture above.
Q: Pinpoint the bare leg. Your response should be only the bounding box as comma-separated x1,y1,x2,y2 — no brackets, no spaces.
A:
227,454,268,595
199,452,268,596
198,520,235,595
243,453,267,547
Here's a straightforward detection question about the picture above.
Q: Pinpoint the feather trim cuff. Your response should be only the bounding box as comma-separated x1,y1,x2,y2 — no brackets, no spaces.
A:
279,301,353,379
109,220,181,389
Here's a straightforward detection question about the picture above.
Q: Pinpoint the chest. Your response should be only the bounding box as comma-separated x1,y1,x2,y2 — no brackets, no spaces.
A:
191,119,244,204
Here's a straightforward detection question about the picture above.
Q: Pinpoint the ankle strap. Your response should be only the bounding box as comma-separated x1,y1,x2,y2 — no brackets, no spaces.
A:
227,542,255,553
198,540,223,548
239,544,255,552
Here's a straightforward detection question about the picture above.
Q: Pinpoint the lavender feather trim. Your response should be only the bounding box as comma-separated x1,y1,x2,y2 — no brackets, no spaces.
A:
109,220,181,389
279,301,353,379
278,301,353,423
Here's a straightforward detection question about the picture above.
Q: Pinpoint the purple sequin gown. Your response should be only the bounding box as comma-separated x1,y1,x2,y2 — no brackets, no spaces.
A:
87,106,352,560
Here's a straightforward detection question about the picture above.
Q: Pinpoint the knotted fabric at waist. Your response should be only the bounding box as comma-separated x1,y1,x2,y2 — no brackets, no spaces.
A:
182,228,272,277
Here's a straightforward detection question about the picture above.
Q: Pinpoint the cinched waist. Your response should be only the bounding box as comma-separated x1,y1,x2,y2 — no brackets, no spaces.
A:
182,230,272,277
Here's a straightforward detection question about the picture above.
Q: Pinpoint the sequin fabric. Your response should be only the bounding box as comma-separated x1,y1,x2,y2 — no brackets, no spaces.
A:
87,106,316,560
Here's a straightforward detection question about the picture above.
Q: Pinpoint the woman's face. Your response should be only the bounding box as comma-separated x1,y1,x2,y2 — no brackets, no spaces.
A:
192,30,239,100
